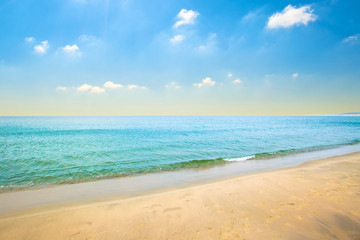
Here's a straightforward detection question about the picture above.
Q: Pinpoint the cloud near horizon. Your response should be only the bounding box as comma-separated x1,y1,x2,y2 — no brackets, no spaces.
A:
56,86,67,91
104,81,123,89
193,77,216,88
76,84,105,94
58,82,147,94
165,81,181,89
90,86,105,94
127,84,147,90
267,5,317,29
233,78,242,84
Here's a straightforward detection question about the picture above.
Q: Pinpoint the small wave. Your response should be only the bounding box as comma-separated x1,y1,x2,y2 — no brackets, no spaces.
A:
224,155,255,162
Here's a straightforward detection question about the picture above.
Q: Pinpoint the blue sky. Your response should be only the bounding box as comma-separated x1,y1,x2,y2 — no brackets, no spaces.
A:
0,0,359,115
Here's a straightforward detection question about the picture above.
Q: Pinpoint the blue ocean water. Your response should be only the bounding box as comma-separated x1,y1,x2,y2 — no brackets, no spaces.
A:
0,116,359,191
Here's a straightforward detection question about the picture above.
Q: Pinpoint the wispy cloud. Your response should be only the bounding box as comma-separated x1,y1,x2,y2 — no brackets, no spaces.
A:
127,84,147,90
292,73,299,79
242,8,263,23
104,81,123,89
173,9,199,28
170,34,184,44
25,37,34,43
79,34,97,42
343,34,360,43
197,33,217,52
165,81,181,89
227,73,233,78
233,78,242,84
56,86,67,91
267,5,317,29
193,77,216,88
34,40,49,54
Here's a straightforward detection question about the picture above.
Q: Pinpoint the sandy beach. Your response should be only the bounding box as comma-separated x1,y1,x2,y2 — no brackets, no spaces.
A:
1,152,360,239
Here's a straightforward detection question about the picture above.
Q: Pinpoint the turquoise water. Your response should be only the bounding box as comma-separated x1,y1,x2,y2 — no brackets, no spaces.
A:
1,116,360,191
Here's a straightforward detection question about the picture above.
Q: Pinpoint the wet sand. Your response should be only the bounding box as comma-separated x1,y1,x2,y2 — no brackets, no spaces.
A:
1,152,360,239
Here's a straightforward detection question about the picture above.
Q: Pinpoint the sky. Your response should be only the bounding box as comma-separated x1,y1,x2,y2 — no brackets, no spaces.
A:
0,0,359,115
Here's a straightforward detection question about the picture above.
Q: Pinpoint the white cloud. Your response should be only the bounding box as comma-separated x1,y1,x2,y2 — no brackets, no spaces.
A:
77,84,93,92
127,84,147,90
63,44,80,54
76,84,105,94
165,81,181,89
193,77,216,88
227,73,233,78
173,9,199,28
90,86,105,94
56,86,67,91
170,34,184,44
25,37,34,43
34,40,49,54
267,5,317,29
104,81,123,89
292,73,299,79
343,34,360,43
233,78,242,84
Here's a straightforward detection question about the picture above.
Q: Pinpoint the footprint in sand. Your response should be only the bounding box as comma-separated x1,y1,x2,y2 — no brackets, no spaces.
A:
179,193,194,202
163,207,182,213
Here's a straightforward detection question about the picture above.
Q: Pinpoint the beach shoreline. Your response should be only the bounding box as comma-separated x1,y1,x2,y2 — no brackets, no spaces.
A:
0,144,359,216
1,151,360,239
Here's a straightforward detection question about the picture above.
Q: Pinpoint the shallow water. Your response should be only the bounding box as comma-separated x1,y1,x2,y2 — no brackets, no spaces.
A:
1,116,360,190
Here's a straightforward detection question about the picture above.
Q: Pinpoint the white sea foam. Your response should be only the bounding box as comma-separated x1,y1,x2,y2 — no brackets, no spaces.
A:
224,155,255,162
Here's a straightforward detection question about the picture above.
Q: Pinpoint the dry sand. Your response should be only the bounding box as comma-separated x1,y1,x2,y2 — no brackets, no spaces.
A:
1,152,360,239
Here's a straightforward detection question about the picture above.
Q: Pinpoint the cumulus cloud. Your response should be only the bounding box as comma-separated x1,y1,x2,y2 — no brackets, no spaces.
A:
267,5,317,29
193,77,216,88
292,73,299,79
233,78,242,84
34,40,49,54
170,34,184,44
165,81,181,89
127,84,147,90
77,84,93,92
63,44,80,54
90,86,105,94
76,84,105,94
56,86,67,91
173,9,199,28
343,34,360,43
227,73,233,78
104,81,123,89
25,37,34,42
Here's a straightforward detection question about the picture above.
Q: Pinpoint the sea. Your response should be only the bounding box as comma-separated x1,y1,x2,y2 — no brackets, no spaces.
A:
1,116,360,192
